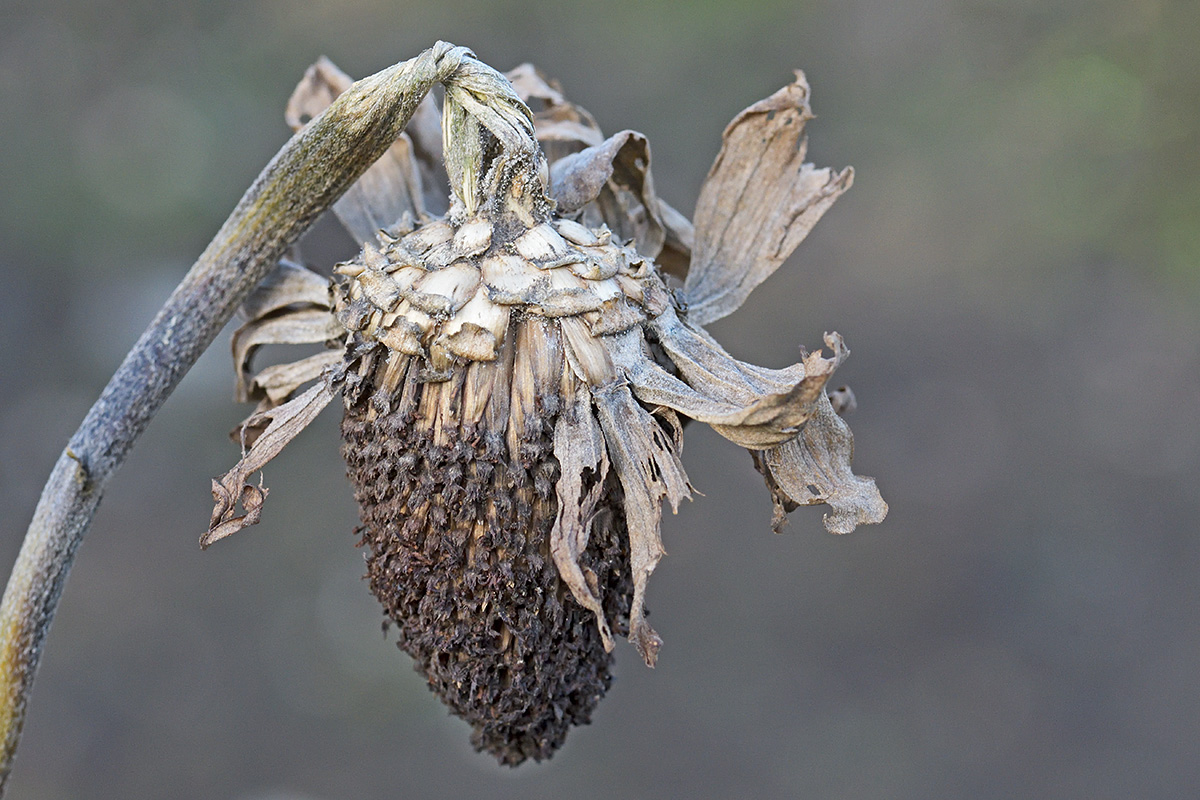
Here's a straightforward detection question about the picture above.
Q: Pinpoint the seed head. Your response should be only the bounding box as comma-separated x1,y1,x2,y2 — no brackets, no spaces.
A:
205,51,887,764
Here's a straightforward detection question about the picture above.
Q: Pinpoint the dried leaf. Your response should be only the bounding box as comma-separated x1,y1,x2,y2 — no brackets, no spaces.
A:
550,384,614,651
753,392,887,535
204,379,339,548
287,57,435,242
206,481,267,549
684,72,853,327
592,382,691,666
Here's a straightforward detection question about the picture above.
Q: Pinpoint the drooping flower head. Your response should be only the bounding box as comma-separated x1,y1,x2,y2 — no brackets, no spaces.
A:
206,51,886,765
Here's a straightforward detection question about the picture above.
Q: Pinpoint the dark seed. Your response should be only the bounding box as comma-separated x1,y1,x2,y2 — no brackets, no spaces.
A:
341,367,633,765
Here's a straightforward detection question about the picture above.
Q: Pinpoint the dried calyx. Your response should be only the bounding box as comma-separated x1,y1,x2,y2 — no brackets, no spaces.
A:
206,46,886,765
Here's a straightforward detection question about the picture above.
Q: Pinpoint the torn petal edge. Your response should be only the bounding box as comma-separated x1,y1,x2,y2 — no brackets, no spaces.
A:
203,376,341,548
591,381,691,667
549,383,615,651
753,392,887,535
684,72,853,327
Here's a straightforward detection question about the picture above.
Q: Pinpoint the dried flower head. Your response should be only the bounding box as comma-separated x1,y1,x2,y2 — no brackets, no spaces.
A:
205,52,886,765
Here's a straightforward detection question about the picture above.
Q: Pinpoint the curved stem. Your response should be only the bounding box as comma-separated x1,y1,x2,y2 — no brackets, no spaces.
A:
0,41,469,791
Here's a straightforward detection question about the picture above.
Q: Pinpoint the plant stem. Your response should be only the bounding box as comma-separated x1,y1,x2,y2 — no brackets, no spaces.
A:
0,41,469,791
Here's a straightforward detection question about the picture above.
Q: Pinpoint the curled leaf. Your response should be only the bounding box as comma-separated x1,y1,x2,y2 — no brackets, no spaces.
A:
649,308,806,399
684,72,853,326
249,350,344,407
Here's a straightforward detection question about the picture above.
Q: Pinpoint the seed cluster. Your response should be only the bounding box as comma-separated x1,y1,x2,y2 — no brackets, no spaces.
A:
341,331,634,764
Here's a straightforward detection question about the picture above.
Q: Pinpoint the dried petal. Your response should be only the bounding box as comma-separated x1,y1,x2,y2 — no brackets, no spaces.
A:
239,260,331,322
506,63,605,158
249,350,344,406
205,378,340,547
753,392,887,535
614,328,846,449
592,382,691,666
232,308,345,403
549,131,665,260
685,72,853,326
550,384,615,650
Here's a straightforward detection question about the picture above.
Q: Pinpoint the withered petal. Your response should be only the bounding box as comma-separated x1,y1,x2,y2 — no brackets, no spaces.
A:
549,130,667,262
239,259,331,323
684,71,853,327
649,309,808,401
550,383,615,651
656,198,694,281
250,350,344,406
613,328,846,450
232,308,345,402
753,392,887,535
592,382,691,666
506,63,605,156
205,378,340,547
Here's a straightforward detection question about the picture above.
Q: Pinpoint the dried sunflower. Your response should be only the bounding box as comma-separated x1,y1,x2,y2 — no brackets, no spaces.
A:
205,51,886,765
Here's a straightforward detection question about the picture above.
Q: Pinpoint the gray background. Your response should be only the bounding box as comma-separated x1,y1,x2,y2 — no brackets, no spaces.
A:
3,0,1199,797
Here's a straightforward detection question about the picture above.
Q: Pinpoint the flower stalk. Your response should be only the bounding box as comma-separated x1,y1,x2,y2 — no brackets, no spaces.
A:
0,42,473,791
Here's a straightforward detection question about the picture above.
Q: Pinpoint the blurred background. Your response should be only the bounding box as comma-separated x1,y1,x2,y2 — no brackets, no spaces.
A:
3,0,1199,797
